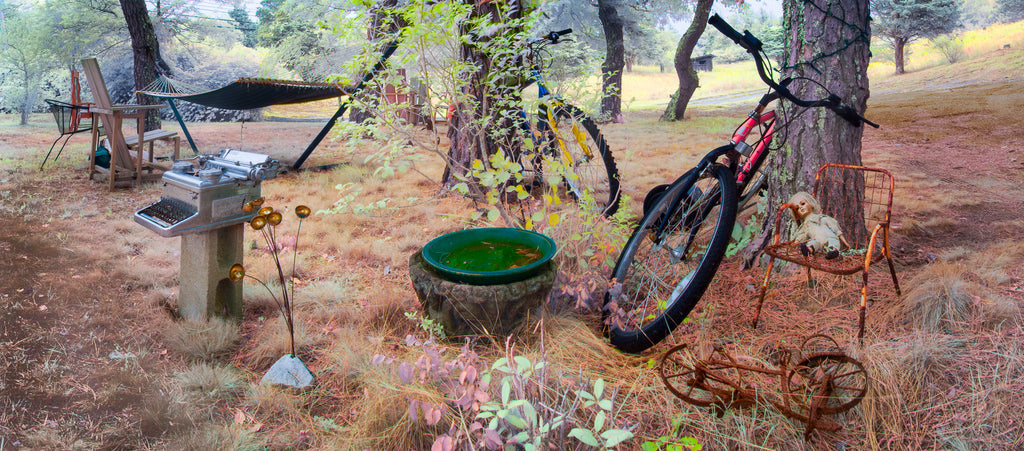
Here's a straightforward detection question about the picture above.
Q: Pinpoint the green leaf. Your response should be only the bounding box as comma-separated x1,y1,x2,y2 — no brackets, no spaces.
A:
731,222,744,240
513,355,532,372
453,183,469,195
641,441,661,451
501,380,511,404
594,378,605,400
680,436,702,450
486,208,499,222
492,357,508,370
601,429,634,447
598,399,613,411
594,410,606,431
569,428,601,447
505,411,528,429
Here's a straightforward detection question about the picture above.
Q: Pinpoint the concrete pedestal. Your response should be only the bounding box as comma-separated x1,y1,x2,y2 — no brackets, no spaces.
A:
179,223,244,321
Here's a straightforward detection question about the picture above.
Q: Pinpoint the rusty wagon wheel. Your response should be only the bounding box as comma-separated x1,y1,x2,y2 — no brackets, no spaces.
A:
785,353,868,417
659,343,749,411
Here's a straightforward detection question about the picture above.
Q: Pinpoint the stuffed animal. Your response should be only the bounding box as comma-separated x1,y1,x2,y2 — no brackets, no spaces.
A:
788,191,850,259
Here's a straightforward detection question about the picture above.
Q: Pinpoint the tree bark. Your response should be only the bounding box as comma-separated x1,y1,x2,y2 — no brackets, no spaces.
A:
769,0,872,242
598,0,625,122
120,0,168,131
442,1,528,189
662,0,714,121
350,0,405,124
894,36,907,74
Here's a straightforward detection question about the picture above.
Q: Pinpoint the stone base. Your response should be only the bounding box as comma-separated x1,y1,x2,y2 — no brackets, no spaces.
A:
178,224,244,322
409,250,556,338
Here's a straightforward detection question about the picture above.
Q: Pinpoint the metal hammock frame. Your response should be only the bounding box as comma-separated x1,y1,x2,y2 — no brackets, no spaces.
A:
137,41,398,170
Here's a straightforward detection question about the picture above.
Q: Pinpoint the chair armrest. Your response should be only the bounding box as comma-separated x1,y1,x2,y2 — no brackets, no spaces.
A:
90,104,165,114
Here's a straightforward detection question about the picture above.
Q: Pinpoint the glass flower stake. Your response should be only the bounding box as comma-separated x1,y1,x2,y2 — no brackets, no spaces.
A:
229,198,312,358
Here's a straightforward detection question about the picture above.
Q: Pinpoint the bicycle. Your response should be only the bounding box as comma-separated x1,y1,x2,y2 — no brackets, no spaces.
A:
514,29,621,217
603,15,878,353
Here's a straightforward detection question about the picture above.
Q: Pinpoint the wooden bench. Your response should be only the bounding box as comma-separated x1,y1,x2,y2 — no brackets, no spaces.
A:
125,129,180,162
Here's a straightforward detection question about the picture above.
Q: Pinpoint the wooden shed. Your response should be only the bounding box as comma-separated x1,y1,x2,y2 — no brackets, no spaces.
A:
691,55,714,72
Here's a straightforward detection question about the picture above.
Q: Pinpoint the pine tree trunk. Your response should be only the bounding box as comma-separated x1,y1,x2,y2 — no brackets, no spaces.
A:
768,0,872,242
351,0,405,124
662,0,713,121
598,0,624,122
894,36,907,74
120,0,165,131
441,1,527,189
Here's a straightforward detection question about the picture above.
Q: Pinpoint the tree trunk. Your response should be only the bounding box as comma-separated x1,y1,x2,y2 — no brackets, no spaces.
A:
769,0,872,242
20,68,32,126
120,0,167,131
598,0,625,122
662,0,714,121
893,36,907,74
350,0,405,124
442,1,528,189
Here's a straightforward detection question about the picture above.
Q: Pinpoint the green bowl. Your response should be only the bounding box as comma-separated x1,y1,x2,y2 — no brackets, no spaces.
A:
421,227,557,285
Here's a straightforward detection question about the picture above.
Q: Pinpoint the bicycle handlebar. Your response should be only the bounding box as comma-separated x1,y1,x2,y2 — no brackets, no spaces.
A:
529,28,573,45
707,14,878,128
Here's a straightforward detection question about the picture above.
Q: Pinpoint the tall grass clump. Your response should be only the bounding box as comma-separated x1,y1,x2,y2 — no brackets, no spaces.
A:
163,317,240,361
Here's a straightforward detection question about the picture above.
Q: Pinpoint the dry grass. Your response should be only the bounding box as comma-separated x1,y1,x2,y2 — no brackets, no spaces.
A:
898,243,1021,333
162,318,241,361
3,24,1024,451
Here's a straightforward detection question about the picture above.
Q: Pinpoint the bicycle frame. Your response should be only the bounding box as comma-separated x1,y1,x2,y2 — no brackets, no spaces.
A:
653,92,778,245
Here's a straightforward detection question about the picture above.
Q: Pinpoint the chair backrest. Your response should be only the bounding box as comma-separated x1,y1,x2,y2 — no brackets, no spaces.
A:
80,58,113,110
81,58,134,170
811,163,895,250
69,69,93,127
45,99,75,134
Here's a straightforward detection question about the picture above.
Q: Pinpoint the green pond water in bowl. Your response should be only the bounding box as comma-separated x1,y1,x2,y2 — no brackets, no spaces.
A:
421,227,556,285
441,241,544,272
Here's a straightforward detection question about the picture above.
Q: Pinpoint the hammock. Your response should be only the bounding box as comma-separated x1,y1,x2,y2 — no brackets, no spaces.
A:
139,76,355,110
138,75,357,170
136,41,398,170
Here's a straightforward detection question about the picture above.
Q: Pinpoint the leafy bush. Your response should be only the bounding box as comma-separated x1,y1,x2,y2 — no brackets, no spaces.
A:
931,34,967,64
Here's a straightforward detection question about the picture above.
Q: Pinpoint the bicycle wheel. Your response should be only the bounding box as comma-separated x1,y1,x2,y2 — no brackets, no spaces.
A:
659,343,748,409
537,103,621,216
605,164,738,353
785,353,868,416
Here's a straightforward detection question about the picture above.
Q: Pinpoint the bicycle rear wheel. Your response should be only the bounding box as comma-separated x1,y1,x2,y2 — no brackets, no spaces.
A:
537,104,621,217
605,164,737,353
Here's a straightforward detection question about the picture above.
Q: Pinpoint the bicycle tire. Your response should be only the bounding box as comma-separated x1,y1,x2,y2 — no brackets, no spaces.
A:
537,104,621,217
605,164,738,353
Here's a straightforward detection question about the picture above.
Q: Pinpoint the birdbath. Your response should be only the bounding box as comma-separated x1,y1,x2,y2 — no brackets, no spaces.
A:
409,227,558,338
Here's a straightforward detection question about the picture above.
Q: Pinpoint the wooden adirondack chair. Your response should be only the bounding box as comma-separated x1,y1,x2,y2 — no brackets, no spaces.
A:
80,58,180,190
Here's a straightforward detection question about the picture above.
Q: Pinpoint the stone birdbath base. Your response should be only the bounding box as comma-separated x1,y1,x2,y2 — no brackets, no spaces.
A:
409,251,557,338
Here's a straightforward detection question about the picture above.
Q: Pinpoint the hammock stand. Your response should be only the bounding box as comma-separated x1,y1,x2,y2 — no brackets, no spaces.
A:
138,42,398,170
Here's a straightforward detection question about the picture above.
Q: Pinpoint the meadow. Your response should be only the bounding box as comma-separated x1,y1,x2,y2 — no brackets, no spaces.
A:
1,23,1024,449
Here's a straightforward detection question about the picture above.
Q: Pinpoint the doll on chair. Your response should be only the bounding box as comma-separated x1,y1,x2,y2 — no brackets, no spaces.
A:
788,191,850,260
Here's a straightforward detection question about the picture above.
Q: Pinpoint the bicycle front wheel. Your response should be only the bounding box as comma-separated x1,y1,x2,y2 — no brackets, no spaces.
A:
539,104,621,217
605,164,738,353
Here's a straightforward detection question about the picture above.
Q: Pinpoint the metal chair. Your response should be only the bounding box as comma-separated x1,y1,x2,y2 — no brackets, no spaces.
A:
753,163,901,339
40,99,93,170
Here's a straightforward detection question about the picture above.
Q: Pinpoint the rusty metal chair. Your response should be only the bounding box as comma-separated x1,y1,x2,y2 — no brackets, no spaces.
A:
753,163,901,339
